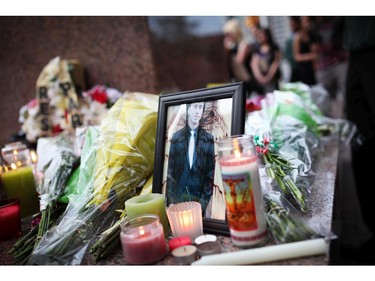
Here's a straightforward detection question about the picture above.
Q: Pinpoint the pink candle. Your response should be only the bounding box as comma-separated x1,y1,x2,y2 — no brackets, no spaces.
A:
0,198,22,241
120,214,167,265
168,236,192,251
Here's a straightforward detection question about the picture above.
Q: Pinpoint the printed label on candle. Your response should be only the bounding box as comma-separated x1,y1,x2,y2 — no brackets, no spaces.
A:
219,155,267,247
222,172,258,231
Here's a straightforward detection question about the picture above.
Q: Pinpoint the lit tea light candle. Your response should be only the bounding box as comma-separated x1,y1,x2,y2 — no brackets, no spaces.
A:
217,135,268,247
168,236,192,251
1,163,40,218
171,245,197,265
166,201,203,240
120,214,168,265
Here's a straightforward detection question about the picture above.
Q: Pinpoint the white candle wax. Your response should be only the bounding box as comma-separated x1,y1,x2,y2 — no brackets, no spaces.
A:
194,234,217,245
219,154,267,246
191,238,327,265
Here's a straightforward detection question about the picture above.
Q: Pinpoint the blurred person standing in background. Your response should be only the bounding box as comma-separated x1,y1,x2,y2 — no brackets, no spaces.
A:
250,27,281,94
293,16,319,86
222,17,263,96
341,16,375,264
284,16,301,82
315,16,348,119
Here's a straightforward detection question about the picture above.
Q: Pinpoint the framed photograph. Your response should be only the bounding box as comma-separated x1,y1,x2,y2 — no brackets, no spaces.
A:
152,82,246,235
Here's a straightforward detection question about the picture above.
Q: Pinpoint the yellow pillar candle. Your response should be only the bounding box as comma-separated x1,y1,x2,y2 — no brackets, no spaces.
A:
1,165,40,218
125,193,169,235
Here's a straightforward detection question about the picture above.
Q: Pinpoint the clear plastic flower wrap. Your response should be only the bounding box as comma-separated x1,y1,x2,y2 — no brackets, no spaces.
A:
27,92,159,265
10,132,78,264
246,91,320,213
245,83,357,245
263,190,320,244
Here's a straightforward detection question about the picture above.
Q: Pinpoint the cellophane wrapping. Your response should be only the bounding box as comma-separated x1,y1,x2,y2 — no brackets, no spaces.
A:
246,82,354,244
28,92,159,265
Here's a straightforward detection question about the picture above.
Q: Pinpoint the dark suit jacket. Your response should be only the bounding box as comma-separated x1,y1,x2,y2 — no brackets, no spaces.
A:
166,125,215,213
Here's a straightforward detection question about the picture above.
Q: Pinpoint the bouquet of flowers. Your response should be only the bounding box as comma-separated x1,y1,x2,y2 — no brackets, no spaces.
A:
27,92,159,265
9,132,78,264
245,82,332,243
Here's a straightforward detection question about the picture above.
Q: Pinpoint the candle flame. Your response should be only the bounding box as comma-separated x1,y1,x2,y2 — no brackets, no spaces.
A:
233,138,242,159
11,163,17,170
13,149,18,155
234,149,241,159
180,210,193,230
139,227,145,236
30,150,37,163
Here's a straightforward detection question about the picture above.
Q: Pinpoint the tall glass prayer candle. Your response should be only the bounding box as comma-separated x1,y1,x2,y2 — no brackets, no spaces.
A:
120,214,167,265
1,164,40,218
217,134,267,247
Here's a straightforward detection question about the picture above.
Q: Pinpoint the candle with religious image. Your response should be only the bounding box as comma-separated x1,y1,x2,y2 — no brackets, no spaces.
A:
217,134,267,247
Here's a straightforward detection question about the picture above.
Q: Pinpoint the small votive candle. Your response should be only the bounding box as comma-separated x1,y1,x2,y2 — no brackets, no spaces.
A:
171,245,197,265
166,201,203,240
0,198,22,241
168,236,192,251
120,214,167,265
197,241,221,257
125,193,169,235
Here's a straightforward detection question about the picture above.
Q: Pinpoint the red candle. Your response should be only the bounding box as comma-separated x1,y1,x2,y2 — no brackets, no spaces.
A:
120,214,167,265
168,236,192,251
0,198,22,241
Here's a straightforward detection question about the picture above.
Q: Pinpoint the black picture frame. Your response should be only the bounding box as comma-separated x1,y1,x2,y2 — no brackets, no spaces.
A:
152,82,246,236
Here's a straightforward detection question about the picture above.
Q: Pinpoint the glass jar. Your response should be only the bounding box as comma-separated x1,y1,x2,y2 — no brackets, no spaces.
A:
217,134,268,247
120,214,167,265
1,142,32,167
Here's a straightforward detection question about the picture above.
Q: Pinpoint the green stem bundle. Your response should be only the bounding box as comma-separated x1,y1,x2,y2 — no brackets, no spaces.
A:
89,218,122,261
264,194,317,244
263,151,307,212
9,203,66,265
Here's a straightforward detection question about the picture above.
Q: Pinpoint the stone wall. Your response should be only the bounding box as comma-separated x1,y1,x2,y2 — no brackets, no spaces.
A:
0,16,158,149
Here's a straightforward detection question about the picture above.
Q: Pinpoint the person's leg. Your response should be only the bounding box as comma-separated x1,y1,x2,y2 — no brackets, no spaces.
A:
343,50,375,264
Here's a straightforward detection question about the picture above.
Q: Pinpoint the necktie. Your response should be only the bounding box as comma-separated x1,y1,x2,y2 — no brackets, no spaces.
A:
189,130,195,169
